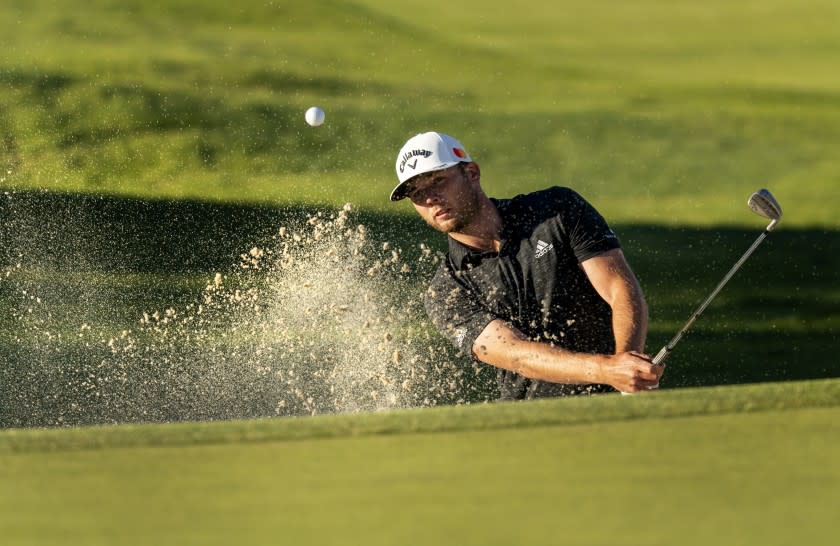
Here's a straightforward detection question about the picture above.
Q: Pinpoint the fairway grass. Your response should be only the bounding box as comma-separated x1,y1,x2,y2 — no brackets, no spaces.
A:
2,379,839,546
1,0,839,226
3,378,839,452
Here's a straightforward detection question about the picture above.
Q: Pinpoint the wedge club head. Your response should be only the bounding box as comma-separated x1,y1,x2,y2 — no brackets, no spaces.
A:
748,189,782,231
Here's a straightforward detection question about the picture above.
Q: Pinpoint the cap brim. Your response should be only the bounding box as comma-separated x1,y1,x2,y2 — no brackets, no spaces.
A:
390,161,461,202
389,180,411,201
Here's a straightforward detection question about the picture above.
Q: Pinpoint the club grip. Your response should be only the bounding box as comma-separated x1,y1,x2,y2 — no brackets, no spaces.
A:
652,346,670,366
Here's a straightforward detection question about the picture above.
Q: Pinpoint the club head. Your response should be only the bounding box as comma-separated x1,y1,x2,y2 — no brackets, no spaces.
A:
748,189,782,228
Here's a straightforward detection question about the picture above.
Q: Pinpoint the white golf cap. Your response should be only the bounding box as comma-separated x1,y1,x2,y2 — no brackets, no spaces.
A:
391,131,472,201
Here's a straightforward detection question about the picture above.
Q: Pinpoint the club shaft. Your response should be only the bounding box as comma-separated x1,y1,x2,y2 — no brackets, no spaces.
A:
652,222,775,366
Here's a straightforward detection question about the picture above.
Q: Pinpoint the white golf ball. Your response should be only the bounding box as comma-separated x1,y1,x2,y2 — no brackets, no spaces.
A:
305,106,325,127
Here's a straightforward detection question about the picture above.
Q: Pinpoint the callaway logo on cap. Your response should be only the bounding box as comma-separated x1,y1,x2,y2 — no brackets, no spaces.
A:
391,132,472,201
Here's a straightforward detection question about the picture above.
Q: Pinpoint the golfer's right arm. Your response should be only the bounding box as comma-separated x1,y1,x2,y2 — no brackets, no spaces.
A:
472,319,662,393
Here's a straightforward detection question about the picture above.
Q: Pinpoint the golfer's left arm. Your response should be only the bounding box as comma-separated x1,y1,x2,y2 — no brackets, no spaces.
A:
580,248,648,353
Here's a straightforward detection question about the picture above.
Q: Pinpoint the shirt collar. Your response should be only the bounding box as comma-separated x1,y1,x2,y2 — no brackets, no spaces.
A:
447,197,514,270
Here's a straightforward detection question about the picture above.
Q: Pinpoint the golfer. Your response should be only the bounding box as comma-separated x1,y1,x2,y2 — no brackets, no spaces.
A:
391,132,664,398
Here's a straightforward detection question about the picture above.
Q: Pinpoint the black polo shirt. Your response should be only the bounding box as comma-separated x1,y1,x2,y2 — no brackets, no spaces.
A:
423,186,621,400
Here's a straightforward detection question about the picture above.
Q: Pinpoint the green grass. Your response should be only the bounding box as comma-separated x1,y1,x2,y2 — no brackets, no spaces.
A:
2,2,839,541
2,379,840,545
1,0,839,225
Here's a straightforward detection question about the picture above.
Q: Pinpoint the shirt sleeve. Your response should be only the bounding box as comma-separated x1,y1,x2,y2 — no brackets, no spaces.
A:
423,264,498,355
552,187,621,262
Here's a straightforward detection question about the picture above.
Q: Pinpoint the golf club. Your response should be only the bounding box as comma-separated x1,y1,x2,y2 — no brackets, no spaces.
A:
651,188,783,367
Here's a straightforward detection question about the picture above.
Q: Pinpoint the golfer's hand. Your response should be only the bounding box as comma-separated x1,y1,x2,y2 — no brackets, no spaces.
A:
603,351,664,393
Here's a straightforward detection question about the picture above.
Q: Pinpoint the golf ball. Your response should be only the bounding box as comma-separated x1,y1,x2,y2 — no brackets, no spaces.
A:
305,106,325,127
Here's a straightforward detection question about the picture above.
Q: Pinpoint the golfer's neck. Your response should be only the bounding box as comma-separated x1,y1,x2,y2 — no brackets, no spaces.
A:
450,199,502,253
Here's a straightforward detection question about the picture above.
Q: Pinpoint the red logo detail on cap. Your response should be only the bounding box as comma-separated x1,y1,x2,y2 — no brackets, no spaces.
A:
453,147,466,158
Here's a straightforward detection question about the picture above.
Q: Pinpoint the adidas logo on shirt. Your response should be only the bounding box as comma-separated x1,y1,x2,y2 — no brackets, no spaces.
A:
535,239,554,258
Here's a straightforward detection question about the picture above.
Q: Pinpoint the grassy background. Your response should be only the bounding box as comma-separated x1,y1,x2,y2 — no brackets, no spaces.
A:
1,0,839,225
2,1,840,544
2,379,840,546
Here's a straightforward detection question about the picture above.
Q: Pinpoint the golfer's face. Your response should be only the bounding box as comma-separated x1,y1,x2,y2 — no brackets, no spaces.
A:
407,165,477,233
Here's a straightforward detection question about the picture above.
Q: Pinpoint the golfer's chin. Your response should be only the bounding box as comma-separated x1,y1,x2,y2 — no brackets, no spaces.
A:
428,214,460,234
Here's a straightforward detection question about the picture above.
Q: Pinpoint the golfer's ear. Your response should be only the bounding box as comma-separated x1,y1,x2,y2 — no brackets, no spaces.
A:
465,162,480,183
